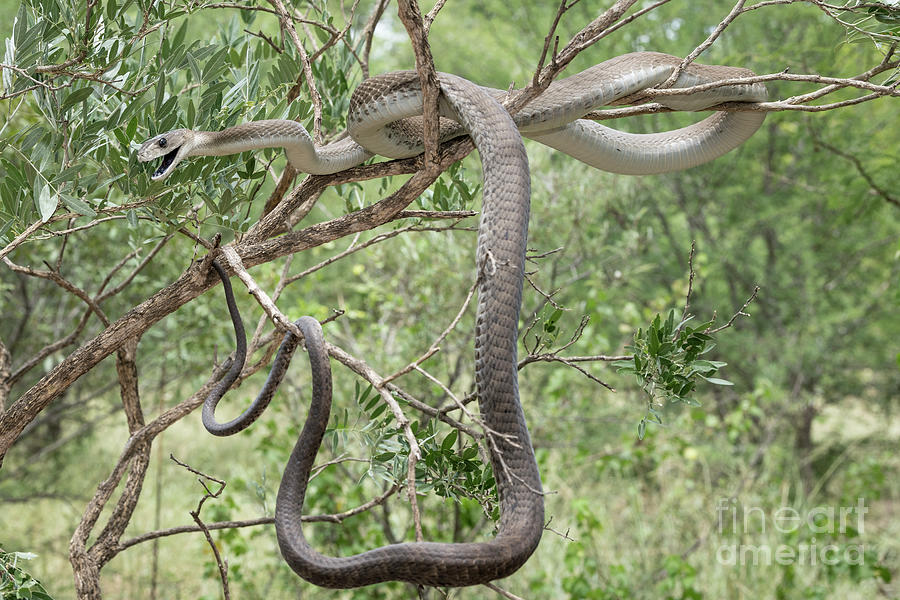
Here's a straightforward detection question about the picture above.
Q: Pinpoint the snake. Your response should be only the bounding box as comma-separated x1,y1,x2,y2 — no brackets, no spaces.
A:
138,52,766,588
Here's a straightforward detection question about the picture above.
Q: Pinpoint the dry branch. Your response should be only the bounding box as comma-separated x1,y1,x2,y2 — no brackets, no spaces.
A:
116,483,402,554
397,0,442,171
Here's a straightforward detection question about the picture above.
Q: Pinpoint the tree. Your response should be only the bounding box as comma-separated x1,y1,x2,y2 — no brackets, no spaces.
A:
1,0,897,598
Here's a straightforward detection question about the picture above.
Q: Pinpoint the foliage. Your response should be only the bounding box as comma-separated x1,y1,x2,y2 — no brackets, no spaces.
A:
0,0,347,239
353,382,500,518
841,0,900,47
615,310,733,439
417,162,480,212
0,550,53,600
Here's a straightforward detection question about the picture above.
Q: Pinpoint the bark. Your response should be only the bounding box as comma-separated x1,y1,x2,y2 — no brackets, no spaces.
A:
0,339,10,413
69,337,150,597
795,400,818,490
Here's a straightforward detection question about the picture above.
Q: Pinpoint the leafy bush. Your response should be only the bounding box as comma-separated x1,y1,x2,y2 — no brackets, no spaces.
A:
0,550,53,600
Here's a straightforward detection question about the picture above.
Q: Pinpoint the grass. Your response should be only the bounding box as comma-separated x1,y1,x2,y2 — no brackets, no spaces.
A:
4,381,897,599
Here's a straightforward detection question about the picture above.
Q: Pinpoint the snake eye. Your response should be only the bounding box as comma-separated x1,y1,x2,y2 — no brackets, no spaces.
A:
158,137,167,148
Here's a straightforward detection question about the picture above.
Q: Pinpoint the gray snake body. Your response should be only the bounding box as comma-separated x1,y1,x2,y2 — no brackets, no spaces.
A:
139,52,766,588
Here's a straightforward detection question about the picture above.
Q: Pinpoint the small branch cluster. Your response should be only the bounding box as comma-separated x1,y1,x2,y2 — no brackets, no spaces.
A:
170,455,232,599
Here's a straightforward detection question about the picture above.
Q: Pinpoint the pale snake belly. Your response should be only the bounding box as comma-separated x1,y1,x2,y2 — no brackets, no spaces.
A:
138,52,766,588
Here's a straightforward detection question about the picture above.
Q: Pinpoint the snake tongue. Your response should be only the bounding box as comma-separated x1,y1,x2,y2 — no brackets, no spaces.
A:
153,149,179,179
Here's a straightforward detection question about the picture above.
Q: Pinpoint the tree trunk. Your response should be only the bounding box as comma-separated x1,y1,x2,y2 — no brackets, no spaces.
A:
795,401,818,491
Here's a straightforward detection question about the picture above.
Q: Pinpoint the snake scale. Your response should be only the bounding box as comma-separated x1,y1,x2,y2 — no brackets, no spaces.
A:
138,52,766,588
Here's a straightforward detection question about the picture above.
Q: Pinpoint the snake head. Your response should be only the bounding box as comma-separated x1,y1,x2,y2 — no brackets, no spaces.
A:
137,129,194,181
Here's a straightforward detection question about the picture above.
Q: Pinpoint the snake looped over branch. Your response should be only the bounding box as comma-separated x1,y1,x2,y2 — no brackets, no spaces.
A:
137,52,767,588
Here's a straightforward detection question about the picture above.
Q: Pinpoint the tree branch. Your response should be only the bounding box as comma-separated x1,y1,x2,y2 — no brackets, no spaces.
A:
397,0,442,171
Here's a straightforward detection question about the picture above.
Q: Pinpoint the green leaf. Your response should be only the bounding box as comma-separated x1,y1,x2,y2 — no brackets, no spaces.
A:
61,87,94,112
692,360,727,369
441,430,458,452
313,24,332,44
113,127,129,146
701,376,733,386
52,166,83,185
186,99,196,128
33,180,55,222
673,314,694,333
126,116,138,140
173,18,189,49
648,330,660,355
369,402,387,419
202,47,230,83
356,381,373,404
13,3,28,47
187,51,202,82
364,395,380,412
61,194,96,217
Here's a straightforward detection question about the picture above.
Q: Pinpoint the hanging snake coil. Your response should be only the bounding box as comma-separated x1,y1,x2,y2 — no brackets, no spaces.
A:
138,53,766,588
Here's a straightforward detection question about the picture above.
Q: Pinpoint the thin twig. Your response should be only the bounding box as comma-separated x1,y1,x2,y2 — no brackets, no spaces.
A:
96,234,175,301
533,0,572,84
309,0,363,63
423,0,448,35
556,357,615,391
171,455,230,599
268,0,324,142
812,135,899,209
382,281,477,384
484,582,527,600
524,272,565,310
2,258,110,326
660,0,747,88
678,241,697,338
357,0,390,78
706,286,760,334
116,481,400,554
203,3,340,39
413,366,495,436
520,353,631,367
642,68,900,100
285,220,473,285
544,515,576,541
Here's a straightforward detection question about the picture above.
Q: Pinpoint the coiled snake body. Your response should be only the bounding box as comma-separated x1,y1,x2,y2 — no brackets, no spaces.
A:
138,53,766,588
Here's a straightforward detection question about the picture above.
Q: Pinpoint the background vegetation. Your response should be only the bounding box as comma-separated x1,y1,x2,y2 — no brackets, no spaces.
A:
1,1,898,599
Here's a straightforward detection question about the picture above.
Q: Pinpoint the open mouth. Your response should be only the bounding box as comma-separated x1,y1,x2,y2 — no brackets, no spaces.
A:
153,149,179,179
